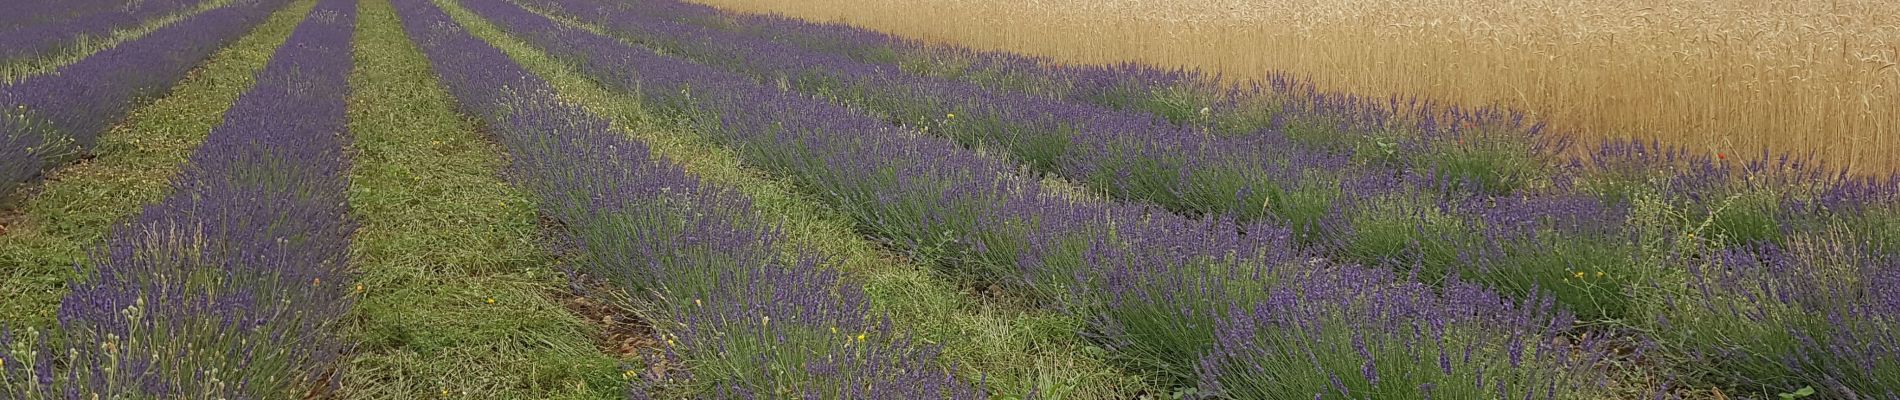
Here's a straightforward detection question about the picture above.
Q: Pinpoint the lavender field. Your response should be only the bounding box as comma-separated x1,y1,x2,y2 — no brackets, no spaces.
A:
0,0,1896,398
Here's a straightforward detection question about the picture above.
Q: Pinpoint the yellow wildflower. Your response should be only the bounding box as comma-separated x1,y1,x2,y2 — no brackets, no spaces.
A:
354,284,365,293
946,113,955,119
485,298,496,304
1595,271,1605,278
1572,271,1585,279
830,326,838,334
855,333,866,342
666,339,676,346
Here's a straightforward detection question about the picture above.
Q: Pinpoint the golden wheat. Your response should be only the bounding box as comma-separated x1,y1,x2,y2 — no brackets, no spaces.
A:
689,0,1899,174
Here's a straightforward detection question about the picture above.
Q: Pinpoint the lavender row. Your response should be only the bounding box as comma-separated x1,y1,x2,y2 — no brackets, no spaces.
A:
0,0,358,397
544,0,1900,218
570,0,1361,143
390,0,979,397
531,0,1633,327
622,0,1900,258
0,0,293,200
599,5,1614,278
604,0,1900,264
543,0,1892,396
635,0,1900,258
700,4,1900,394
577,1,1900,396
556,0,1900,330
0,0,212,65
519,0,1608,271
526,0,1549,217
635,0,1897,228
0,0,134,31
458,0,1611,397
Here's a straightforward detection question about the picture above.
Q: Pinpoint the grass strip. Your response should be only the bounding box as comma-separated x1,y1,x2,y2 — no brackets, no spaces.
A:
336,0,625,397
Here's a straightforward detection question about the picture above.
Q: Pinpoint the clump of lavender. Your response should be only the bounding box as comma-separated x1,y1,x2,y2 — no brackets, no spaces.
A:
1650,238,1900,398
1575,138,1882,247
1313,170,1645,321
1196,271,1597,400
0,0,357,397
391,1,982,397
0,0,294,199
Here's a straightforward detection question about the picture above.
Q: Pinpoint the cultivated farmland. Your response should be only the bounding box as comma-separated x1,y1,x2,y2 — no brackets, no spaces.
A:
0,0,1895,399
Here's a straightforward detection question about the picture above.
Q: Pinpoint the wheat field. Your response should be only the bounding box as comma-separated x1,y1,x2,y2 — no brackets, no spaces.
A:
691,0,1900,174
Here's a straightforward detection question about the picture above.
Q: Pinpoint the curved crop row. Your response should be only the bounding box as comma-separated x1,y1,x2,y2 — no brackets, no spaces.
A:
456,0,1609,397
0,0,358,397
527,0,1551,212
611,0,1900,394
390,0,980,397
499,0,1684,326
584,0,1471,144
0,0,292,201
533,0,1900,330
0,0,139,31
0,0,214,65
524,1,1900,397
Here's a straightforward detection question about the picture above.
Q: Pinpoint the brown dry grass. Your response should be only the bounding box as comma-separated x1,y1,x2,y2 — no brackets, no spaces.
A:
689,0,1900,174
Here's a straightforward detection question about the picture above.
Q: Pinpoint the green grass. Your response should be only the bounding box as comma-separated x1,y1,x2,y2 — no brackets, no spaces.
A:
0,0,317,329
336,0,626,397
435,0,1149,397
0,0,243,83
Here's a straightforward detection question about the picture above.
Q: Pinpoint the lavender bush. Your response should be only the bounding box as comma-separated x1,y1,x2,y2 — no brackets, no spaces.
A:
1645,239,1900,398
1195,272,1591,399
392,0,982,397
0,0,292,201
0,0,358,397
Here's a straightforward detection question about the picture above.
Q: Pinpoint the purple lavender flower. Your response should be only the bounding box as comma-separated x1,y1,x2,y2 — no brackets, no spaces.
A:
452,1,1618,398
0,0,212,65
2,0,357,396
0,0,293,200
391,0,983,397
